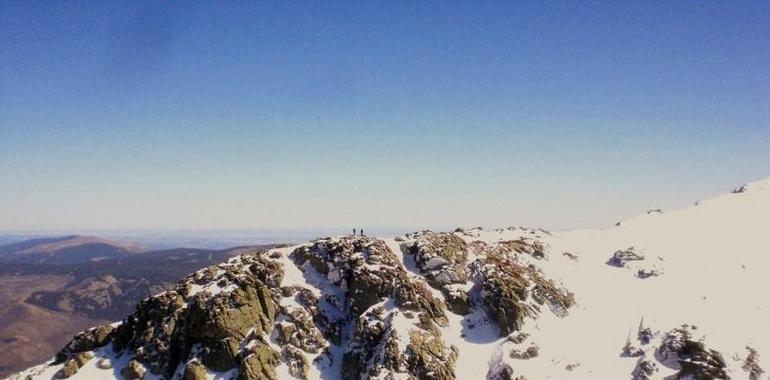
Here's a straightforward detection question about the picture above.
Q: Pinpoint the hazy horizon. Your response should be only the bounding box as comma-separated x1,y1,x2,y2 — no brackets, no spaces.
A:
2,2,769,231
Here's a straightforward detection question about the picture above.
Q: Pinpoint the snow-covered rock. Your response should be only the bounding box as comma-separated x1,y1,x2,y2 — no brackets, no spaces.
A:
8,177,770,379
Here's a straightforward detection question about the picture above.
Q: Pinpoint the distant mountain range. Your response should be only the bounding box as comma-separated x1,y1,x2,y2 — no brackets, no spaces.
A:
0,235,145,265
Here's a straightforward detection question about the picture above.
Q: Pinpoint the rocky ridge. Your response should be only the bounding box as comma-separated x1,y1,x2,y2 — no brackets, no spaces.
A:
10,229,575,380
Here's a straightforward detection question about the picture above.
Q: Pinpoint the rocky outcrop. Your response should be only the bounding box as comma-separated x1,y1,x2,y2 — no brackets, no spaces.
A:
28,232,576,380
182,360,207,380
608,247,645,267
120,359,145,380
656,325,729,379
54,324,113,364
293,237,454,379
743,346,764,380
405,329,458,380
239,337,280,380
631,358,657,380
49,252,283,379
403,232,469,288
474,252,573,336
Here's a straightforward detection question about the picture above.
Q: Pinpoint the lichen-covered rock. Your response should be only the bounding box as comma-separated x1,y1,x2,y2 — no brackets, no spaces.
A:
292,237,448,327
494,239,547,259
406,330,458,380
95,357,112,370
239,338,280,380
442,287,470,315
200,336,240,371
105,253,283,377
72,352,92,368
55,324,114,363
182,360,207,380
55,359,79,379
342,306,408,380
510,344,539,360
474,253,573,336
282,345,310,379
120,359,145,380
403,232,468,288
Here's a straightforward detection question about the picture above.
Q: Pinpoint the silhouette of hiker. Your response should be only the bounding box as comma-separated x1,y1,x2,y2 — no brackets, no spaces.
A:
360,229,364,236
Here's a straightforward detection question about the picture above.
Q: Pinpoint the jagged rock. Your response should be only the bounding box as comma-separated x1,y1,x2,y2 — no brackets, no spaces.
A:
631,359,657,380
403,232,468,288
342,307,406,380
107,253,282,377
495,239,547,259
55,360,79,379
239,338,280,380
656,326,728,379
292,237,448,327
120,359,145,380
743,346,764,380
282,346,310,379
475,253,573,336
406,330,457,380
638,327,653,345
608,247,645,267
96,358,113,369
486,362,516,380
72,352,92,368
201,336,240,371
442,287,470,315
510,344,539,360
55,324,114,363
182,361,207,380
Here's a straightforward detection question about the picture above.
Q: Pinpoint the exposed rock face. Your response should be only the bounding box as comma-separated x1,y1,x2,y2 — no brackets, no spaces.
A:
109,253,281,377
54,324,114,364
292,237,455,379
402,231,573,334
403,232,469,288
239,337,279,380
182,360,207,380
54,359,79,379
473,250,573,336
120,359,145,380
406,329,458,380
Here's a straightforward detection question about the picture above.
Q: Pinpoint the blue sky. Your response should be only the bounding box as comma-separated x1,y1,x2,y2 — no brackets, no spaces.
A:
1,2,769,231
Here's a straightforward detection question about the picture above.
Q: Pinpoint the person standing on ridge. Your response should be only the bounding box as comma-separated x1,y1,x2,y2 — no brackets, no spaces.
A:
353,228,356,236
360,229,364,236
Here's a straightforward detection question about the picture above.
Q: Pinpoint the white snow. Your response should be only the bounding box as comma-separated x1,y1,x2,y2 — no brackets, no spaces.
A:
10,177,770,379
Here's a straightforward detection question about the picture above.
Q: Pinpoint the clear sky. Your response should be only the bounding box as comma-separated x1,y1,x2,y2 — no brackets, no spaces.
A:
1,2,769,232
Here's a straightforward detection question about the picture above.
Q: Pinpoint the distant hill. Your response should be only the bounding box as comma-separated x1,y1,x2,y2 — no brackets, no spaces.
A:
0,235,145,265
0,240,276,378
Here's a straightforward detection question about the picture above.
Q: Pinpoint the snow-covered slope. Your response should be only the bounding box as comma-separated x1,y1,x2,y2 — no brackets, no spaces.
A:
8,178,770,380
